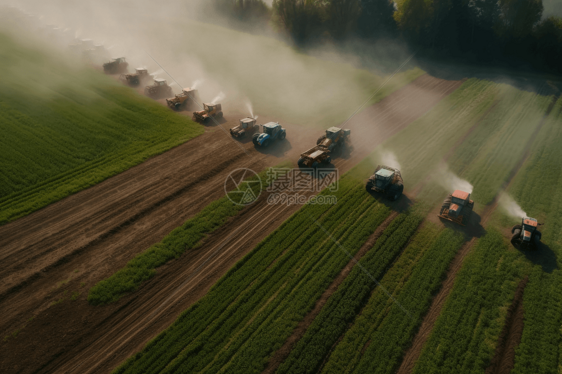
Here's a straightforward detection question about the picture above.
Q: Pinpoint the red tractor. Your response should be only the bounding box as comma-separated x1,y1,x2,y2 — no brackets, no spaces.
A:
511,217,543,250
438,190,474,226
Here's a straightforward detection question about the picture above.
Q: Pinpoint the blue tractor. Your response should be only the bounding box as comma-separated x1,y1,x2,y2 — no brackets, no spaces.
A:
252,122,287,148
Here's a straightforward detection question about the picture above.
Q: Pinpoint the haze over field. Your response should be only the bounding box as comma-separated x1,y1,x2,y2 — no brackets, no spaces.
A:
0,0,420,130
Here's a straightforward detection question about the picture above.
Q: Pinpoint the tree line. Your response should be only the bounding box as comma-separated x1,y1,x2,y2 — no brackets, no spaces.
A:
208,0,562,75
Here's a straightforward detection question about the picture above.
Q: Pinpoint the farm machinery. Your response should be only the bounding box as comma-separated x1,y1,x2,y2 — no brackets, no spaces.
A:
252,122,286,147
365,166,404,201
231,117,259,138
438,190,474,226
192,103,223,123
103,57,128,75
298,127,350,168
120,68,152,87
166,88,200,110
511,217,543,250
144,78,173,99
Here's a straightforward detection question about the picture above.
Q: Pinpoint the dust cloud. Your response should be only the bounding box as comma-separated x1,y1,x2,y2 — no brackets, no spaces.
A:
436,165,474,194
0,0,416,128
371,149,401,170
498,192,527,219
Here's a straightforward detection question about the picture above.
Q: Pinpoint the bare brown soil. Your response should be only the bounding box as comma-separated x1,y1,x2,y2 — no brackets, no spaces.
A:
262,211,400,374
485,277,529,374
0,74,461,374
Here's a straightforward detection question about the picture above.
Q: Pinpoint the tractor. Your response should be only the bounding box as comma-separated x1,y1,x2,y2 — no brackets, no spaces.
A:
230,117,259,138
298,127,350,168
192,103,223,123
316,127,351,153
365,165,404,201
121,68,151,87
511,217,543,250
166,88,200,110
252,122,286,148
103,57,128,75
438,190,474,226
298,147,331,168
144,78,173,99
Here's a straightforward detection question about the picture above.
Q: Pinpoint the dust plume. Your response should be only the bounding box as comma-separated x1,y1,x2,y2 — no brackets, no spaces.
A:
498,192,527,219
437,165,473,194
191,79,203,89
211,91,225,105
378,150,401,170
246,100,255,119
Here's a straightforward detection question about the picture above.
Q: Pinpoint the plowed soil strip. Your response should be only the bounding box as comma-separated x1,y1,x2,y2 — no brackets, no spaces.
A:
485,277,529,374
262,211,400,374
396,93,560,374
0,75,462,374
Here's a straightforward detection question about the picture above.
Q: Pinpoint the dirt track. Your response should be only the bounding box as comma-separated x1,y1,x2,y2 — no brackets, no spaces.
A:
0,74,461,374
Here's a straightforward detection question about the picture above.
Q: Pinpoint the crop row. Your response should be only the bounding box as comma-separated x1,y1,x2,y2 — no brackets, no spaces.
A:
0,33,203,224
277,211,424,374
114,177,391,374
319,224,443,373
444,83,552,204
505,99,562,373
88,162,290,305
412,230,525,374
336,228,464,374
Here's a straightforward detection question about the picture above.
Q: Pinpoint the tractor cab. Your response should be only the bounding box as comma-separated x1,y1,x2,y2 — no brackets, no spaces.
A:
263,122,280,135
204,103,221,113
521,217,538,243
448,190,470,217
154,78,167,86
326,127,341,139
240,117,256,129
374,168,395,190
80,38,94,50
135,68,148,75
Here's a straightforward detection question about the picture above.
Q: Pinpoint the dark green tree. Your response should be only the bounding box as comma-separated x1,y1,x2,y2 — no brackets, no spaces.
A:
499,0,543,38
272,0,324,44
325,0,361,41
356,0,397,39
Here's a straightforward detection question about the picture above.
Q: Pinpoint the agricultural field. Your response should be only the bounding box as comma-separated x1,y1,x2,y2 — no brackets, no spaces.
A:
3,2,562,374
108,75,562,374
0,32,203,224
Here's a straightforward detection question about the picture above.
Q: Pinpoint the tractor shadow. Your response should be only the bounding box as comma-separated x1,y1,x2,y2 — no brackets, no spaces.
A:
513,242,558,274
366,190,415,215
254,139,293,158
436,210,487,239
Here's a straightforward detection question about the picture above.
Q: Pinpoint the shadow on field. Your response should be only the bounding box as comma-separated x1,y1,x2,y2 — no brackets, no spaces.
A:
417,59,562,96
515,242,558,274
438,210,487,239
366,190,415,215
254,139,293,157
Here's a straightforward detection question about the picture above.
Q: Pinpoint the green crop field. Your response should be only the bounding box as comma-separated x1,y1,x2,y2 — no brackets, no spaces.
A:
0,32,204,224
112,77,562,373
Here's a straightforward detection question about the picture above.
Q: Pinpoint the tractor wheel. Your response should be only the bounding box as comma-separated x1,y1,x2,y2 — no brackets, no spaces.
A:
298,158,306,168
216,112,223,120
533,231,542,248
252,134,260,146
312,161,319,168
462,203,473,225
440,195,452,215
511,224,522,234
322,156,331,164
387,183,403,201
511,230,521,247
317,135,326,145
262,139,270,148
366,180,375,192
280,131,286,140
